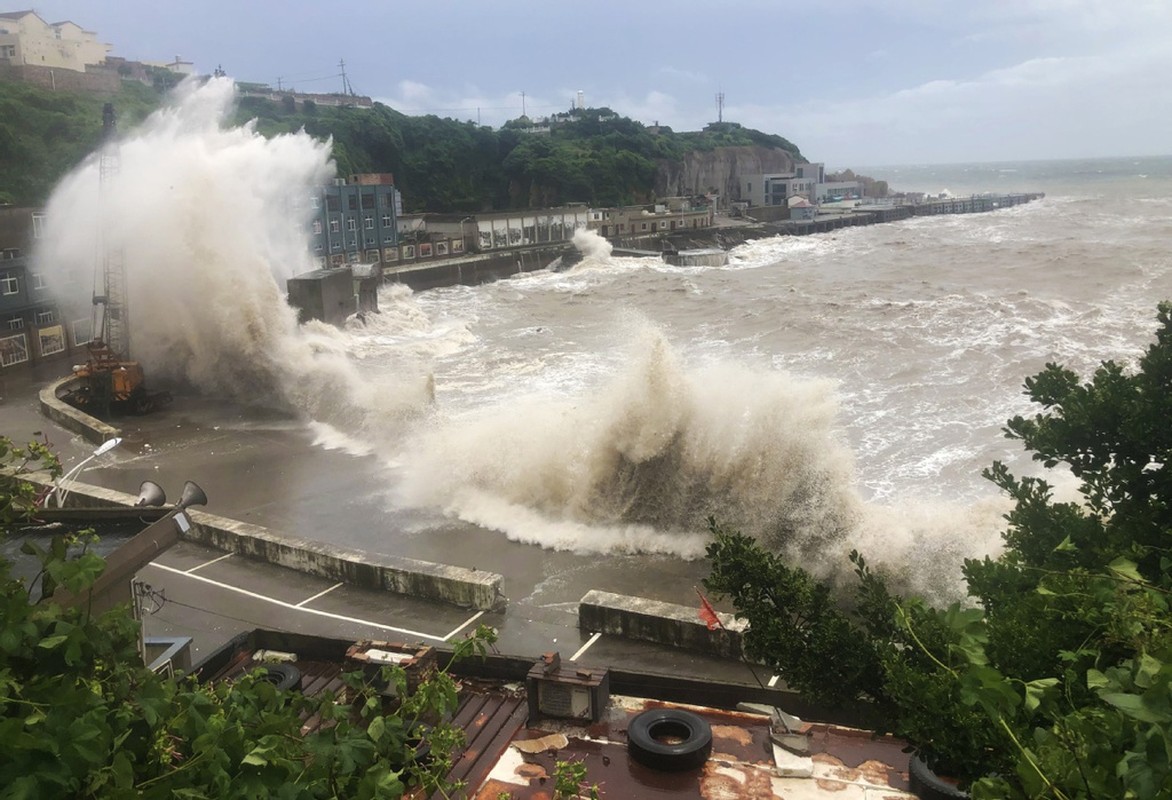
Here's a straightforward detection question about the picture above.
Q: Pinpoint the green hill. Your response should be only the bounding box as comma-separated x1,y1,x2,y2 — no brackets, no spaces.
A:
0,79,805,212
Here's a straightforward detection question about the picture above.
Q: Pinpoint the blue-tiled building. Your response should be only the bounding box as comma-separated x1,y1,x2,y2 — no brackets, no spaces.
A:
0,207,77,370
307,173,402,269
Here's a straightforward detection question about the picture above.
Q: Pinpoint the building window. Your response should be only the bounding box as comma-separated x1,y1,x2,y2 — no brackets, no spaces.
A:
330,219,340,233
383,191,394,207
383,232,395,244
347,195,358,211
346,218,357,232
451,239,464,253
419,243,432,258
7,316,23,330
1,45,16,58
32,213,47,238
640,222,648,231
35,310,54,325
0,332,28,366
326,195,340,212
312,220,322,235
436,241,448,256
38,324,65,356
381,214,392,227
383,247,397,262
310,195,321,208
364,216,373,230
0,272,18,295
72,318,92,345
31,272,46,290
365,237,375,246
314,244,323,253
401,245,415,259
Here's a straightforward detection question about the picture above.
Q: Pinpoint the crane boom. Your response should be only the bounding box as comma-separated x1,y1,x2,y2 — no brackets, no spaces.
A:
95,102,129,357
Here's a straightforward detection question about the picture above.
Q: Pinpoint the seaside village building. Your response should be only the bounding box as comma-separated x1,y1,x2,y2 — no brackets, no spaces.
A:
585,197,714,238
0,10,109,73
740,163,862,210
0,207,84,371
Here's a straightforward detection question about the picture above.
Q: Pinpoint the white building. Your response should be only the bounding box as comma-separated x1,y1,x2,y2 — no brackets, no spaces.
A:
741,162,862,207
0,10,110,72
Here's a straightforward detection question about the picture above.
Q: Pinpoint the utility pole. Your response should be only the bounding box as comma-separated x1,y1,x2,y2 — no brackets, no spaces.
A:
339,59,353,96
521,91,526,117
277,76,283,91
716,91,725,123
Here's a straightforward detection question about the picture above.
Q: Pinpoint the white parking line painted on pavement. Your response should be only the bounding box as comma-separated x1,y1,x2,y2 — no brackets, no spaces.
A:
296,582,344,608
570,632,602,662
768,674,780,688
441,610,485,642
186,552,233,573
145,562,447,642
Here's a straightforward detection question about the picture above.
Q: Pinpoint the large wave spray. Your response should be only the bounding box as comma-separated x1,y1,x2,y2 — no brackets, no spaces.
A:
35,78,430,431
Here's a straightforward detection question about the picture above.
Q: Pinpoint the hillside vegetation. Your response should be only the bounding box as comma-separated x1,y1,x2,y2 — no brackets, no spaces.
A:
0,78,805,211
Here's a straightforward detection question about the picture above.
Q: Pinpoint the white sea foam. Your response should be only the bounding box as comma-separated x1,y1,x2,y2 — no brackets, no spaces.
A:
34,77,433,439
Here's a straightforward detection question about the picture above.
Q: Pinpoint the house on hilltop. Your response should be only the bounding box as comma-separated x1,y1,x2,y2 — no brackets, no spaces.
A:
0,10,110,72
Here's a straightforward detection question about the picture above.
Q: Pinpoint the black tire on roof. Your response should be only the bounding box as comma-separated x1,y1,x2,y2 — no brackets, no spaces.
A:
627,708,713,772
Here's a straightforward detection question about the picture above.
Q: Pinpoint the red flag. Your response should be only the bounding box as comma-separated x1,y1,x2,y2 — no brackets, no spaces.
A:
696,587,723,631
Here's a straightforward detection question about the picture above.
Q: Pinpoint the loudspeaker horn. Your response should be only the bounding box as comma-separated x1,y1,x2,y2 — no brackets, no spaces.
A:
134,480,167,507
176,480,208,510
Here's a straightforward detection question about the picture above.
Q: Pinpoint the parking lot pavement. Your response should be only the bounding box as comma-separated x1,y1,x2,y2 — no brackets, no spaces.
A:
137,541,772,689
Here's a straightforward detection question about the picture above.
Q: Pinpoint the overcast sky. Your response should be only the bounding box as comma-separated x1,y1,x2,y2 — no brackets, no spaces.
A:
19,0,1172,168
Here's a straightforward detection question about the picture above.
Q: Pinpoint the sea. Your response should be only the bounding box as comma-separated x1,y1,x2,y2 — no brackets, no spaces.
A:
34,79,1172,602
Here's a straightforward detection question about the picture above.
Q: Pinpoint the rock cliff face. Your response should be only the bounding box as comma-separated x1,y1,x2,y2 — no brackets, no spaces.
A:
655,145,798,201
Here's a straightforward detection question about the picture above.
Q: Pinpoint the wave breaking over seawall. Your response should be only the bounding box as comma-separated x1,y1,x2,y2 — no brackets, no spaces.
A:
34,77,432,435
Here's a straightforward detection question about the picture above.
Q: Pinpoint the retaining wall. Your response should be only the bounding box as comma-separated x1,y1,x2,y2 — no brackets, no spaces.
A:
579,589,748,660
383,244,567,291
26,477,505,611
38,375,121,446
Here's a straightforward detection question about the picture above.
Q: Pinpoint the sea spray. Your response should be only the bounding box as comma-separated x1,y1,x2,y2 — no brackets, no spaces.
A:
395,321,865,570
34,77,432,435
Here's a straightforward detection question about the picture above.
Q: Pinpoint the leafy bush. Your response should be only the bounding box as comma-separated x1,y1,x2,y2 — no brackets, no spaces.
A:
707,302,1172,797
0,433,498,797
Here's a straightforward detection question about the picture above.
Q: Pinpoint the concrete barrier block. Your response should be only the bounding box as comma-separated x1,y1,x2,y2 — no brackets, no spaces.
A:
579,589,747,660
23,477,506,611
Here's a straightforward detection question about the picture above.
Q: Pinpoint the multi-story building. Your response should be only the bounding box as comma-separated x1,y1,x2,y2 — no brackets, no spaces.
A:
586,197,713,239
0,10,109,71
307,174,402,269
741,163,862,208
0,207,79,371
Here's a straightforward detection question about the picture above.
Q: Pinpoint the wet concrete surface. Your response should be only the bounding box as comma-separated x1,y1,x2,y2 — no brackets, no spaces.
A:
3,371,759,687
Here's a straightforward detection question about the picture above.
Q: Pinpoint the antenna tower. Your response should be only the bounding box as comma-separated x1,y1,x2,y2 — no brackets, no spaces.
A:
339,59,354,96
716,91,725,123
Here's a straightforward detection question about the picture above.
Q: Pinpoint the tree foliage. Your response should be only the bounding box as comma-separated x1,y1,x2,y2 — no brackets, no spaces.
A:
1,78,806,212
0,433,498,798
707,302,1172,797
0,81,161,206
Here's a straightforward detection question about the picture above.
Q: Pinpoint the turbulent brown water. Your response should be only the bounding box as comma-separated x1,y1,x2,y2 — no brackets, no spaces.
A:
34,79,1172,601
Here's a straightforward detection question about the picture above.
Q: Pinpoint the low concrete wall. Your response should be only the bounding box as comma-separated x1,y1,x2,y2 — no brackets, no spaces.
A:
38,375,122,446
384,244,567,291
26,477,506,611
579,589,748,660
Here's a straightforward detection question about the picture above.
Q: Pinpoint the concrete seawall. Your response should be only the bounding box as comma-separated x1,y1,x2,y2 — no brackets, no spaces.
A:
28,478,506,611
38,375,122,446
579,589,748,661
384,244,569,291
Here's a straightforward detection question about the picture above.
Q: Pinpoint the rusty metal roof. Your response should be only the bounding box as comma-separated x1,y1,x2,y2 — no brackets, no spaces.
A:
474,697,915,799
200,635,915,799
